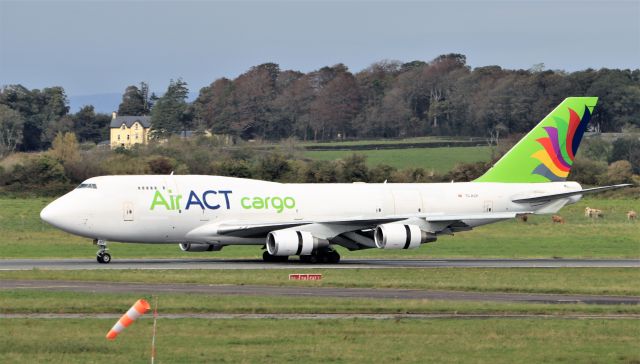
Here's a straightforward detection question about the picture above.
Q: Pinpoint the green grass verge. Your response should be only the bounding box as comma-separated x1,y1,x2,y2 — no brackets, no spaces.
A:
302,146,492,172
298,136,471,147
1,290,639,315
0,197,637,259
1,317,638,363
2,268,638,296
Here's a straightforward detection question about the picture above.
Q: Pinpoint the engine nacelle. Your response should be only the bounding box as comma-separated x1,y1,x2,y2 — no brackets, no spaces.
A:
266,230,329,256
179,243,215,252
374,224,436,249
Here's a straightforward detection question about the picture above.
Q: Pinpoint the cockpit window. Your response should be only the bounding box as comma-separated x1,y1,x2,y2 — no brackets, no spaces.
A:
76,183,97,189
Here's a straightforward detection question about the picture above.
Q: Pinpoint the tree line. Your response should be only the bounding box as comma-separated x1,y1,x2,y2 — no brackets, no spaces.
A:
1,54,639,156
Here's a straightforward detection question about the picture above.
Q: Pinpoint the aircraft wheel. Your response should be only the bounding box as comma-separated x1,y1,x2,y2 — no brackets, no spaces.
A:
96,252,111,264
327,251,341,264
101,252,111,264
262,251,274,262
263,251,288,262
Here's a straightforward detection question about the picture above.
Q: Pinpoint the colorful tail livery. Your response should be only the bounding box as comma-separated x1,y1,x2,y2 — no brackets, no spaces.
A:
476,97,597,183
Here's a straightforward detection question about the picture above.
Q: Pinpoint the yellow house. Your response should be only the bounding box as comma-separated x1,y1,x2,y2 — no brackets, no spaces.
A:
109,113,151,149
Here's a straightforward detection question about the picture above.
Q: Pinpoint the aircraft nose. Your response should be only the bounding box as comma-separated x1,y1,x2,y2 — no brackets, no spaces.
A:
40,199,67,228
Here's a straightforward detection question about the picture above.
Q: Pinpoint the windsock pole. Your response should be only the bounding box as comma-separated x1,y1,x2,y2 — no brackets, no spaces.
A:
106,299,151,340
150,296,158,364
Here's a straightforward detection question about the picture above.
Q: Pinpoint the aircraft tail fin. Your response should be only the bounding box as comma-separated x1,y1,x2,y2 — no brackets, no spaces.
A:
475,97,598,183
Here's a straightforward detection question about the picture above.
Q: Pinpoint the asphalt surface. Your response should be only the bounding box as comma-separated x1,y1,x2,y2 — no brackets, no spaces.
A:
1,258,638,270
1,313,638,320
2,279,638,305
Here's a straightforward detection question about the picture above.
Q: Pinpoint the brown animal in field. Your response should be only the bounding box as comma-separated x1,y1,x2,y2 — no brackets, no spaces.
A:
517,214,529,223
551,215,565,224
585,207,604,218
628,210,637,221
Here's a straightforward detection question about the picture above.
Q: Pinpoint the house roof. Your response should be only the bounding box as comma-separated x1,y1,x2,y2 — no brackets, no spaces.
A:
110,116,151,128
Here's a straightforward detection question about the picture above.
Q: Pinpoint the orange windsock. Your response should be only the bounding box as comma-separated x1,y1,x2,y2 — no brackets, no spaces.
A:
106,299,150,340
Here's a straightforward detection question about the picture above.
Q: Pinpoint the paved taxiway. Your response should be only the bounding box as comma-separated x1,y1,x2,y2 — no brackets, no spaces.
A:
2,279,638,305
1,313,638,320
1,258,638,270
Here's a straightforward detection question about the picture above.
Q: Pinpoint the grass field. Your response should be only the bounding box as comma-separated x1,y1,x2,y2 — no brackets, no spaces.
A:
2,290,638,315
0,196,637,259
1,317,637,363
303,146,493,172
298,136,477,147
1,268,638,296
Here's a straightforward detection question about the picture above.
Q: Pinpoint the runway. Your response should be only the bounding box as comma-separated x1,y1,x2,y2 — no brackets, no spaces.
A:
0,258,638,270
2,279,639,305
1,313,638,320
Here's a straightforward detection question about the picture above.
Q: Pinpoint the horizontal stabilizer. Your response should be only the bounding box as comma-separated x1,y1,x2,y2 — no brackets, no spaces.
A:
424,212,523,222
512,184,632,204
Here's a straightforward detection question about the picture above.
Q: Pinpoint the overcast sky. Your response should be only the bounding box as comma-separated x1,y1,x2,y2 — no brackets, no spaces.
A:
1,0,639,99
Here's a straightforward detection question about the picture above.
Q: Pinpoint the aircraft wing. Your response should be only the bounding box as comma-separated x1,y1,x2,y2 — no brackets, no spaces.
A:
185,212,525,243
186,216,409,240
423,212,521,221
511,184,632,204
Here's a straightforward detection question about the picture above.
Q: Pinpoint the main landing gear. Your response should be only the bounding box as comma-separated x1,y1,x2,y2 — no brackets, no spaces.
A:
262,249,341,264
300,249,340,264
94,239,111,264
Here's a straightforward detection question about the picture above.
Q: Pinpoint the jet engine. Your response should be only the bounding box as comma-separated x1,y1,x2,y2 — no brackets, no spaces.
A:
266,230,329,256
179,243,215,252
374,224,436,249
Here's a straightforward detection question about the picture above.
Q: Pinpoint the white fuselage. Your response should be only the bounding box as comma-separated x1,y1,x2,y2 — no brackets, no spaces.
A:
40,175,582,245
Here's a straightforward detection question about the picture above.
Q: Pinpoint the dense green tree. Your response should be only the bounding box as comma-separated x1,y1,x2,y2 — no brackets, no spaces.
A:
150,79,191,138
0,105,25,157
309,65,361,140
569,158,608,185
606,160,634,184
50,132,80,164
117,83,149,116
72,105,110,143
0,85,69,151
232,63,280,139
610,137,640,174
339,154,368,182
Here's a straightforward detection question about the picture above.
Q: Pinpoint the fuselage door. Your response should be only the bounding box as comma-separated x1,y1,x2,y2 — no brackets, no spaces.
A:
123,202,134,221
483,200,493,213
392,189,423,214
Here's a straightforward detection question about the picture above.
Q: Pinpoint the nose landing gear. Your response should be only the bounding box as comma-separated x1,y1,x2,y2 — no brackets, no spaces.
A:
94,239,111,264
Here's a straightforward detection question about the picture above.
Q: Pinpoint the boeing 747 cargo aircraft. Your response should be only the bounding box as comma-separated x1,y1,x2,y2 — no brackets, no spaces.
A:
40,97,630,263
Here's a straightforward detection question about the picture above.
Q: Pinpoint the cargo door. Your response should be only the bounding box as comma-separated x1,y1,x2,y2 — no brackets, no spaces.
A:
392,189,423,214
